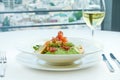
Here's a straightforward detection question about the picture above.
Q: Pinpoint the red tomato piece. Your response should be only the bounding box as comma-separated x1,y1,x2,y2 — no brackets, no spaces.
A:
58,31,63,36
62,46,70,50
62,37,68,42
49,47,57,52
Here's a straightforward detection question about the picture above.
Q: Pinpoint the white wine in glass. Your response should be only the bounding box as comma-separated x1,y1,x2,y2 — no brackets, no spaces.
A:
82,0,106,37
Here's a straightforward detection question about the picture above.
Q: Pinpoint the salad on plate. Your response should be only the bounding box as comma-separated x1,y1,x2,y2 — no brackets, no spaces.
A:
33,31,84,55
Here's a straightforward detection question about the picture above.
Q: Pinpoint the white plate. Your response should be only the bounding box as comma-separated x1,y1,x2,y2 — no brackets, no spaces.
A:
16,52,100,71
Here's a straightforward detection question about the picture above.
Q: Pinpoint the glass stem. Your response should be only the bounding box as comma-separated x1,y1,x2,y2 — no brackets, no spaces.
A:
92,29,94,38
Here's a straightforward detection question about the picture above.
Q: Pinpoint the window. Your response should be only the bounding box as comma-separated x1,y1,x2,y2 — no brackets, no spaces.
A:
0,0,86,32
1,0,119,32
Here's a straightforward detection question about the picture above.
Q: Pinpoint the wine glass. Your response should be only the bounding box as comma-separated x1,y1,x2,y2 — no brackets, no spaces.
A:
82,0,106,38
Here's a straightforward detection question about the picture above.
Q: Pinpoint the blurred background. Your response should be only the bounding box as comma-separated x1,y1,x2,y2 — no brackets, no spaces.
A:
0,0,120,32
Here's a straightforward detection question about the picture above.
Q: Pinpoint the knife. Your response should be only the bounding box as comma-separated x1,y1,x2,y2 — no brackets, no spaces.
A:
110,53,120,68
102,54,115,72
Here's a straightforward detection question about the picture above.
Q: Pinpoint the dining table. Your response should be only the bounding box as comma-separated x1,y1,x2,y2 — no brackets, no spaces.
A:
0,28,120,80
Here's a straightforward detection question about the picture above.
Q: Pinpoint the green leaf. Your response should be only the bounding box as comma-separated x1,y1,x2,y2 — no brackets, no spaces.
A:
33,45,40,50
64,42,74,47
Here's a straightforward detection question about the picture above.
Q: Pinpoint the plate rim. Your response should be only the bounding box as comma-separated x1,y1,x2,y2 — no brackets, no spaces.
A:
16,53,100,71
16,37,103,56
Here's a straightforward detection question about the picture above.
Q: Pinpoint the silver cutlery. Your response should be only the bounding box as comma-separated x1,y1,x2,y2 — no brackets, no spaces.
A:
102,54,115,72
110,53,120,68
0,51,7,77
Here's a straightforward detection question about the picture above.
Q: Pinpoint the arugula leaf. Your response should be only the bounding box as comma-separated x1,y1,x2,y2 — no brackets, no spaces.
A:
33,45,40,50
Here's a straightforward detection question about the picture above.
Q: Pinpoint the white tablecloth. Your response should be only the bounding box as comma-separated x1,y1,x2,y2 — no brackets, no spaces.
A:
0,29,120,80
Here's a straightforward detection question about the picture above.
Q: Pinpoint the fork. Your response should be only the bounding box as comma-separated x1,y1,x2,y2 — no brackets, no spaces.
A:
0,51,7,77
